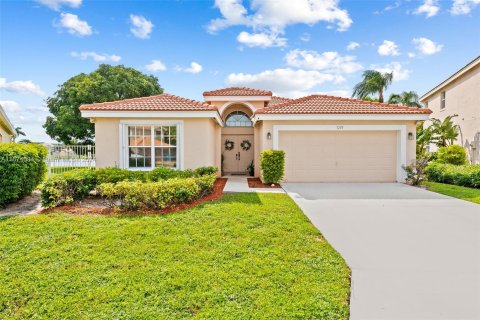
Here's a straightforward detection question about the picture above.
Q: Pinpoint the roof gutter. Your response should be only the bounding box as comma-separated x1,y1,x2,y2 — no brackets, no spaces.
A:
252,113,430,124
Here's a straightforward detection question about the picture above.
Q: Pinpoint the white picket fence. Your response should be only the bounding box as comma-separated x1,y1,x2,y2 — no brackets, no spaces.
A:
46,144,96,177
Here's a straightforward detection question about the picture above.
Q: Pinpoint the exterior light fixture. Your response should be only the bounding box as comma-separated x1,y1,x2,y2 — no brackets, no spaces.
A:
267,132,272,140
408,132,414,140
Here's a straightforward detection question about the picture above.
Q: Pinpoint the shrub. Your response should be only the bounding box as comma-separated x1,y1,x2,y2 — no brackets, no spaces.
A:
436,145,467,165
195,166,217,176
403,158,428,186
97,175,215,211
95,167,146,184
260,150,285,184
148,166,217,181
425,162,480,188
41,169,97,208
0,143,47,206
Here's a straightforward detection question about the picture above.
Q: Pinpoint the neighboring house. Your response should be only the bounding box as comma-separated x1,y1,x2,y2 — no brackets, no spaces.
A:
80,87,430,182
420,56,480,164
0,103,15,143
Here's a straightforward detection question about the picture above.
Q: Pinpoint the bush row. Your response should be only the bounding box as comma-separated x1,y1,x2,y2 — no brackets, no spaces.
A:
41,166,217,208
425,162,480,188
0,143,47,206
98,174,216,210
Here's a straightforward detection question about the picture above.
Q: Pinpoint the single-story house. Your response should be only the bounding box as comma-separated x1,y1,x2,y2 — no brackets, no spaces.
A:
0,103,16,143
420,55,480,164
80,87,431,183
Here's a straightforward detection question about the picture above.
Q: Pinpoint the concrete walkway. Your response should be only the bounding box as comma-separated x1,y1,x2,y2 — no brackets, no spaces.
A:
223,176,284,193
0,190,42,217
282,183,480,320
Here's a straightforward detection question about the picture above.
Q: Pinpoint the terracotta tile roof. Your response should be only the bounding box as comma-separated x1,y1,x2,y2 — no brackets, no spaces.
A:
269,96,293,106
203,87,272,97
255,94,432,115
79,94,216,111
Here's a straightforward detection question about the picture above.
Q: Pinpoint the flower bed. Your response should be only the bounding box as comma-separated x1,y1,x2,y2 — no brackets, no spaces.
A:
41,166,218,210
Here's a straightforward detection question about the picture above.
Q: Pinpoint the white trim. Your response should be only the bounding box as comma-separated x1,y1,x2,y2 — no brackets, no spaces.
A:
0,104,16,137
204,95,271,102
118,120,184,170
272,124,408,182
253,114,430,122
81,110,223,126
219,101,257,116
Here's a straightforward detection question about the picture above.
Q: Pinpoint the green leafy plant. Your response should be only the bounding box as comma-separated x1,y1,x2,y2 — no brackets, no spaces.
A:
436,145,467,165
0,143,47,206
430,115,460,147
95,167,147,184
425,162,480,188
260,150,285,184
247,160,254,177
387,91,423,108
352,70,393,103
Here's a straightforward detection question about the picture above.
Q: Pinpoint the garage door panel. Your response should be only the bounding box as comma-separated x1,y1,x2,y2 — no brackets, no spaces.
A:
280,131,397,182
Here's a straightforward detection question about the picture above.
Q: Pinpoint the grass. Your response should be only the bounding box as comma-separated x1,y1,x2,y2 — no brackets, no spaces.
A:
0,193,350,319
423,181,480,204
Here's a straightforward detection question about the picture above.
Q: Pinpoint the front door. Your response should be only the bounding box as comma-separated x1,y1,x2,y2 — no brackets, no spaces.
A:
222,135,254,174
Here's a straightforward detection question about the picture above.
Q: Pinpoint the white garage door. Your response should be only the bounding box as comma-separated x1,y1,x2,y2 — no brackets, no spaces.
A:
279,131,398,182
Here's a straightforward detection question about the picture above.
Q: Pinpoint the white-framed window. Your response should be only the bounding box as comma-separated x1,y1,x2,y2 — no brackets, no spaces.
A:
440,91,446,109
121,121,182,170
225,111,253,127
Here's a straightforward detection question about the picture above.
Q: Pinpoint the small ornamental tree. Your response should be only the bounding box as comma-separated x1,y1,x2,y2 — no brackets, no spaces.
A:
260,150,285,184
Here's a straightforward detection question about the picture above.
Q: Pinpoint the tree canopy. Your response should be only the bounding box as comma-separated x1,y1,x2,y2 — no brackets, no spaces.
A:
43,64,163,144
387,91,423,108
352,70,393,103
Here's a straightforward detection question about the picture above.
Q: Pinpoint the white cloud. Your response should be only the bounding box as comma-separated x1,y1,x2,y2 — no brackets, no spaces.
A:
58,13,92,36
414,0,440,18
300,33,311,42
346,41,360,51
408,52,416,58
0,78,45,96
237,31,287,48
285,49,363,74
451,0,480,14
226,68,345,97
145,60,167,72
413,37,443,55
0,100,21,112
129,14,154,39
71,51,121,62
36,0,81,10
372,62,411,81
176,62,203,74
208,0,352,34
377,40,400,56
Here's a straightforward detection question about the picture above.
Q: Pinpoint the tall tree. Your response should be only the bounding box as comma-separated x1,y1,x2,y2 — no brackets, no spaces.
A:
430,115,460,147
352,70,393,103
14,127,25,141
43,64,163,144
388,91,423,108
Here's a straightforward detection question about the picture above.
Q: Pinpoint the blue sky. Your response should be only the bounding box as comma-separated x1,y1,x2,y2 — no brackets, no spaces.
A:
0,0,479,142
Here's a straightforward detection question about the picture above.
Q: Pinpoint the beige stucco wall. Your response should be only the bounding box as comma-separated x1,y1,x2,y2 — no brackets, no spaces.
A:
93,117,219,170
258,120,418,166
0,125,13,143
422,65,480,162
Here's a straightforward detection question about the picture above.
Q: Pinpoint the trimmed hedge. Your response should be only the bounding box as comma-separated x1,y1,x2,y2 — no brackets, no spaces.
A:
260,150,285,184
425,162,480,188
0,143,47,206
436,145,467,165
41,166,218,208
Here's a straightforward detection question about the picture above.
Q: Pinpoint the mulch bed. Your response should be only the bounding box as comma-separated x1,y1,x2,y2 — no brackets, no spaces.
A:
247,178,282,188
41,178,228,216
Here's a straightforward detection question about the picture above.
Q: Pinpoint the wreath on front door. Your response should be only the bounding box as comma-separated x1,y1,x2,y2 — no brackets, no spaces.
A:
224,139,235,151
240,139,252,151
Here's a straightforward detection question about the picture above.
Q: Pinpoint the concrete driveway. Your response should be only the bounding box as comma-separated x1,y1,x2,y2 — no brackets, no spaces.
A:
282,183,480,320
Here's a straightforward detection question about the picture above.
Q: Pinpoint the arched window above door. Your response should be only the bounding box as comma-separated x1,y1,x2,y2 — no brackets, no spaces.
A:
225,111,253,127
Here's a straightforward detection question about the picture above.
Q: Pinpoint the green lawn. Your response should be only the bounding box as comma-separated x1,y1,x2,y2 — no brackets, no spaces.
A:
0,193,350,319
424,181,480,204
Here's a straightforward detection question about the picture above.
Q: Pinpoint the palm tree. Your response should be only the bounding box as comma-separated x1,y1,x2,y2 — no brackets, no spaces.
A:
416,122,433,156
13,127,26,142
430,115,460,147
352,70,393,103
388,91,423,108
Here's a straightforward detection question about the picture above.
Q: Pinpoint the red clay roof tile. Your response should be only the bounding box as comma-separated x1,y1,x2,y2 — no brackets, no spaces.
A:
79,94,216,111
203,87,272,96
256,94,432,115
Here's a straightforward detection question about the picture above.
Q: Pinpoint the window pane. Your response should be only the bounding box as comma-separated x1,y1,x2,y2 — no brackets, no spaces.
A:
225,111,252,127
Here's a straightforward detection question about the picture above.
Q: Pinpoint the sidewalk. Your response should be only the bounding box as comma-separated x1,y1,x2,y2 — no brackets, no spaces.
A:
223,176,285,193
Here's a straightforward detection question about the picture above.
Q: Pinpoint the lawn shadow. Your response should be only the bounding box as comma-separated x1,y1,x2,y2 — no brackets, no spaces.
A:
0,215,16,222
